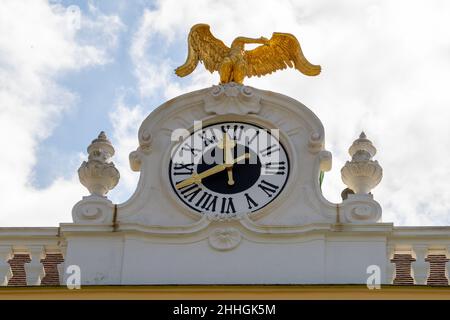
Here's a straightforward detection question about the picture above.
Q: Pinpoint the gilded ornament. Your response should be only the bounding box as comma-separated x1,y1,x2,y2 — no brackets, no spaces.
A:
175,24,321,84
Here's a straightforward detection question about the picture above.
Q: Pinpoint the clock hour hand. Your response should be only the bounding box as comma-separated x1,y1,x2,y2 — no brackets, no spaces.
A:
175,153,250,190
218,133,236,186
231,152,250,165
227,169,235,186
225,133,235,186
175,163,226,189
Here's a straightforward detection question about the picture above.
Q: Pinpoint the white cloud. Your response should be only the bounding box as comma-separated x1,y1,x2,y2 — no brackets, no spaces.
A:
0,0,123,226
2,0,448,227
124,0,450,226
108,92,146,202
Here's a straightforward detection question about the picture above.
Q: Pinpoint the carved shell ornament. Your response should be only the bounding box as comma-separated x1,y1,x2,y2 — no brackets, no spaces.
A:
203,83,261,115
175,23,321,84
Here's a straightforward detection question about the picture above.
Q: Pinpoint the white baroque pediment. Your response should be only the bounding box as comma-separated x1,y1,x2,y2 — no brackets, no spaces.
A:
95,83,380,231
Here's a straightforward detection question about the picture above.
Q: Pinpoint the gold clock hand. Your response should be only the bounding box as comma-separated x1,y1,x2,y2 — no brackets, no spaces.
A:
222,133,235,164
175,153,250,190
231,153,250,165
227,169,235,185
222,132,236,185
175,163,226,189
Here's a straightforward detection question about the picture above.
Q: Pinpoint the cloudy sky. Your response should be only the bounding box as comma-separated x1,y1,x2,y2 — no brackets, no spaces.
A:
0,0,449,227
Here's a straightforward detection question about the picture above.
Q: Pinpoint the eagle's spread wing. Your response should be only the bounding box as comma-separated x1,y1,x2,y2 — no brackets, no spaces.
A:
245,33,321,78
175,24,230,77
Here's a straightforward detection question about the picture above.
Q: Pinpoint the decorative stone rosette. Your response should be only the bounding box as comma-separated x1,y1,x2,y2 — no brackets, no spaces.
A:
341,132,382,195
208,228,242,251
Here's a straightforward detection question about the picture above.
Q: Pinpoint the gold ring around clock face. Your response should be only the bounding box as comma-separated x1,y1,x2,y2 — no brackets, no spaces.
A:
169,122,289,216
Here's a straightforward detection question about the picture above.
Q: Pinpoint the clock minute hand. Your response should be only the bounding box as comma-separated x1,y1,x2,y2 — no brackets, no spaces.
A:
175,153,250,190
175,163,226,189
231,152,250,164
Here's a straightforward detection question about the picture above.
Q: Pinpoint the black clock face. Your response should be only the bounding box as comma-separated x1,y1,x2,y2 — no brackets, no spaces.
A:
169,122,289,215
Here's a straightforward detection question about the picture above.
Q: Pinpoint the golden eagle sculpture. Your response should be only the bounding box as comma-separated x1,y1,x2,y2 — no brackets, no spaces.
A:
175,24,321,84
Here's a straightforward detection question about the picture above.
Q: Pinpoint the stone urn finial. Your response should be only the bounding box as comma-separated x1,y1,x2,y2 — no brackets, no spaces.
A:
341,131,382,194
78,131,120,197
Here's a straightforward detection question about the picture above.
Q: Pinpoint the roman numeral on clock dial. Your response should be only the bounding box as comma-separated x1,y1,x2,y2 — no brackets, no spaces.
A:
246,130,259,145
220,197,236,214
173,163,195,175
181,144,201,156
179,184,201,202
258,180,280,197
262,161,286,175
177,184,239,213
244,193,258,210
199,129,217,147
195,191,218,211
259,144,280,157
221,124,245,141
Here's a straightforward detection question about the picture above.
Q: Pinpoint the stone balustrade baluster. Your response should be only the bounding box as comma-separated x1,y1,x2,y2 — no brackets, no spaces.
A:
0,246,13,286
412,245,429,285
425,249,449,286
447,246,450,282
386,245,395,284
56,249,66,286
24,246,46,286
391,252,415,285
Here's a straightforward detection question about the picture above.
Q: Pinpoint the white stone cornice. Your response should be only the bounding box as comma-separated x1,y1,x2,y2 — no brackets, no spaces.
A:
390,227,450,238
0,227,59,237
0,228,61,251
6,224,450,242
59,219,397,244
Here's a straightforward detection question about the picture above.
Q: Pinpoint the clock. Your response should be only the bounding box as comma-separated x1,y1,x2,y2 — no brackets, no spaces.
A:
169,122,289,216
